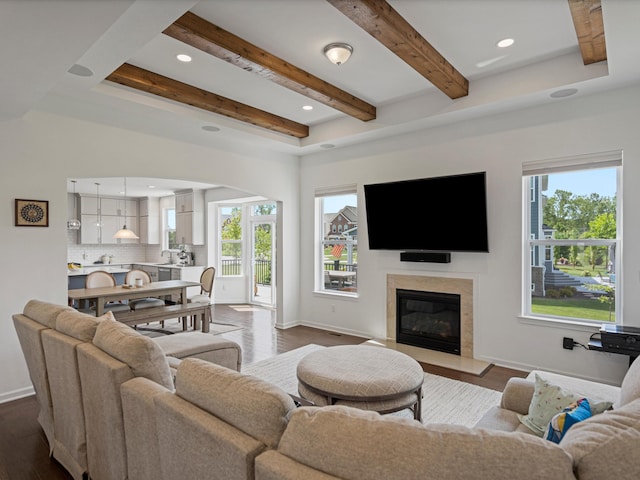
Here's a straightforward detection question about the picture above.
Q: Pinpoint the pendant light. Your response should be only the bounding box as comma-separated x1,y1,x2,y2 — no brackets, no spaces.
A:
113,177,139,239
67,180,81,230
95,182,101,228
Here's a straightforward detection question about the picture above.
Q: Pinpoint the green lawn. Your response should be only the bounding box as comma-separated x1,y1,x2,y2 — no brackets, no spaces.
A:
531,297,615,322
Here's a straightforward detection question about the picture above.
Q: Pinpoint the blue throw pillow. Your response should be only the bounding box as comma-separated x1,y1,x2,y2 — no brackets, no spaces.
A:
544,397,592,444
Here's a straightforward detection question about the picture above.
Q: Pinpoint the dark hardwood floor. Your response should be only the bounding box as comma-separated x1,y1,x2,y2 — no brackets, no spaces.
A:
1,304,527,479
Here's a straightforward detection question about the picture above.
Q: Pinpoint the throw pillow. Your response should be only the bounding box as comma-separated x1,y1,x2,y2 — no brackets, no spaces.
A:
517,374,612,436
544,397,592,444
56,310,115,342
93,318,174,389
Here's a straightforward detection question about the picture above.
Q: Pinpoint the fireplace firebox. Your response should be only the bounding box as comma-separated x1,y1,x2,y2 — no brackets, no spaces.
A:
396,289,461,355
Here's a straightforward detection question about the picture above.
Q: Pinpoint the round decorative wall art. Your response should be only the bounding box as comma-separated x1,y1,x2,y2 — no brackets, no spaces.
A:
15,199,49,227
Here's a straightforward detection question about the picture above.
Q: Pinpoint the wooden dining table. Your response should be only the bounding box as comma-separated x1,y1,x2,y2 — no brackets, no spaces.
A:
68,280,202,317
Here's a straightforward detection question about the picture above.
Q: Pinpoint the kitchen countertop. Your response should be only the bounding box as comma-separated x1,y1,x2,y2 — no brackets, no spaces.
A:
132,262,204,270
68,263,204,276
68,267,130,276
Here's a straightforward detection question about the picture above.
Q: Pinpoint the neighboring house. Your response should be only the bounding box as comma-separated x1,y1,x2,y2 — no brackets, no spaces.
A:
326,206,358,239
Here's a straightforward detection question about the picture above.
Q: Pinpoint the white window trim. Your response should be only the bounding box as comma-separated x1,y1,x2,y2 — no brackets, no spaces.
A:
522,151,622,325
314,187,358,297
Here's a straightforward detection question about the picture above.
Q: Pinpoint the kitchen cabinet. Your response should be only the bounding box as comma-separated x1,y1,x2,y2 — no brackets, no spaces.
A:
78,194,139,244
133,264,159,282
100,198,137,217
170,266,204,301
80,215,100,244
174,190,204,245
139,197,160,244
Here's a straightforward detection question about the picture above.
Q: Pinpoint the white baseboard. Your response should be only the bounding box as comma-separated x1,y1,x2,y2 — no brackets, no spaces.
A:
0,385,34,404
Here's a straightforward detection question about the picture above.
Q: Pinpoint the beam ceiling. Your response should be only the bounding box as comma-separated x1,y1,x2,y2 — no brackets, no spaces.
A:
568,0,607,65
164,12,376,122
327,0,469,100
103,0,606,140
106,63,309,138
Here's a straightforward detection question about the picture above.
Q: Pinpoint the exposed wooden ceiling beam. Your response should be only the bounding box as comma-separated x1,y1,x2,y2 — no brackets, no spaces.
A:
327,0,468,99
106,63,309,139
163,11,376,122
568,0,607,65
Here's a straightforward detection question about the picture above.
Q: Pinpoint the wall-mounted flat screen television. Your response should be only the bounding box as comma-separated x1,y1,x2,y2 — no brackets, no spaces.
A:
363,171,489,252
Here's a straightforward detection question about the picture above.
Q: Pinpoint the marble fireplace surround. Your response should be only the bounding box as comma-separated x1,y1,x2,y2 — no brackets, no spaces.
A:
366,274,491,375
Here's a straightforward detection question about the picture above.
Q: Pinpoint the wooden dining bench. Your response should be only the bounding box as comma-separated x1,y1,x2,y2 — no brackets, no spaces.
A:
113,303,211,333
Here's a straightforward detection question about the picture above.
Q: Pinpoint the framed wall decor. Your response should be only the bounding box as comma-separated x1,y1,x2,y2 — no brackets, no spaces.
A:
15,199,49,227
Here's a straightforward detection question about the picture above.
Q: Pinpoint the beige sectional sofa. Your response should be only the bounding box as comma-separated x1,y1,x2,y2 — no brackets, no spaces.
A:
13,299,242,480
13,299,640,480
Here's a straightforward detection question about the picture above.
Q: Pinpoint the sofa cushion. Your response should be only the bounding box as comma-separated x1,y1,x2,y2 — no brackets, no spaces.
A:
544,397,592,444
517,374,612,436
619,354,640,406
560,398,640,480
55,310,114,342
274,405,575,480
175,358,295,448
23,299,74,329
93,319,173,389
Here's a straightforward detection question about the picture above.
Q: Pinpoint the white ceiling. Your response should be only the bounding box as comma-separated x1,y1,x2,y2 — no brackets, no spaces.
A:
4,0,640,185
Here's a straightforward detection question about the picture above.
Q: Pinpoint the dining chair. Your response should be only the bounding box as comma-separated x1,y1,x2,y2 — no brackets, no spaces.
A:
125,269,167,328
84,271,131,313
187,267,215,325
125,269,166,310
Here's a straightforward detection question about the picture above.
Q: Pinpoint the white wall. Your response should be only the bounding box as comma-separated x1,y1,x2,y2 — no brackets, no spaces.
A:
299,84,640,386
4,85,640,402
0,111,299,402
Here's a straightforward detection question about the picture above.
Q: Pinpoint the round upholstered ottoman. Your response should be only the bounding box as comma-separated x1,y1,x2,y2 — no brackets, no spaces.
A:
296,345,424,421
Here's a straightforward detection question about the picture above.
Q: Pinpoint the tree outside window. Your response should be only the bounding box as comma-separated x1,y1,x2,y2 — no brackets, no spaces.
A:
524,155,620,324
220,206,242,276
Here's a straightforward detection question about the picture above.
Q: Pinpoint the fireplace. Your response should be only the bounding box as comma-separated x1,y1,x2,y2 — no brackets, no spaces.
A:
396,289,461,355
387,274,474,359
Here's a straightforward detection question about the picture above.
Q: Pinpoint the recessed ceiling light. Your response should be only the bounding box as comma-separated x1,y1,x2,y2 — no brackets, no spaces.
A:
302,105,313,111
497,38,514,48
202,125,220,132
176,54,192,63
550,88,578,98
320,144,335,149
147,185,156,189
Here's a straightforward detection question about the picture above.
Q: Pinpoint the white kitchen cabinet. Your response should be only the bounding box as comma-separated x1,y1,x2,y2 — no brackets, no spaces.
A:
175,192,194,213
80,215,100,244
78,195,139,244
79,195,99,215
101,198,137,217
139,197,160,244
169,266,204,301
174,190,204,245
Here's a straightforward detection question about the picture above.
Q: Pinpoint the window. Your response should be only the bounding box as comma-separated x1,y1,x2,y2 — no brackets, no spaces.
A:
523,151,621,324
315,186,358,295
165,208,177,250
220,205,242,277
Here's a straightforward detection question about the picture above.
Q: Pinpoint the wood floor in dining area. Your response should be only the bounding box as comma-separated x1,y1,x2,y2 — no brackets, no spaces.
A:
1,303,527,479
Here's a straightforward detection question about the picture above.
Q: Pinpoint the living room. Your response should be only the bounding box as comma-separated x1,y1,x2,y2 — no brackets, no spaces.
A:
3,1,640,477
3,0,640,403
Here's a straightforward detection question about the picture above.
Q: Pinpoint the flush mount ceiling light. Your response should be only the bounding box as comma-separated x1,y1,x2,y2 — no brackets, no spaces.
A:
323,43,353,65
113,177,139,240
68,64,94,77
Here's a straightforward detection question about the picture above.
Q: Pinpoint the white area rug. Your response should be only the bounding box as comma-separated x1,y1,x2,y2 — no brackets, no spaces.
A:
242,344,502,427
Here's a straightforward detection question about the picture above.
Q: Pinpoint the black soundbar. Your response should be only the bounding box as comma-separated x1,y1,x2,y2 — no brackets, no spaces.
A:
400,252,451,263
